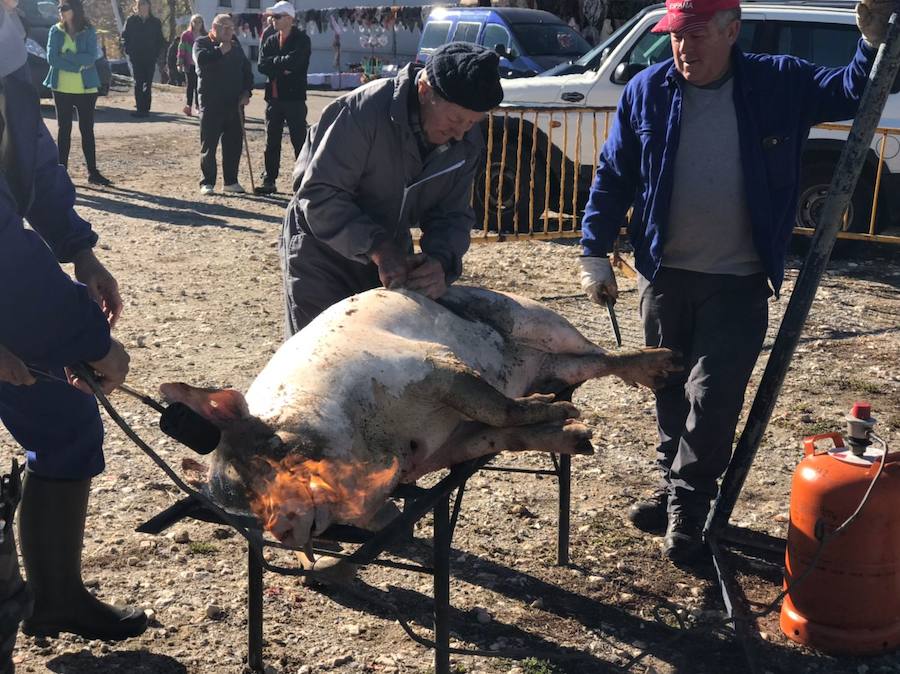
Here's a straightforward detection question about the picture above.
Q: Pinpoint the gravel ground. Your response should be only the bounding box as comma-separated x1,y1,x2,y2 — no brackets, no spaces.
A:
2,82,899,674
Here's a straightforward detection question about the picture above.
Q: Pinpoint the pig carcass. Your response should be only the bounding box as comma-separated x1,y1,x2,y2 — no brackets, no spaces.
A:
161,286,676,549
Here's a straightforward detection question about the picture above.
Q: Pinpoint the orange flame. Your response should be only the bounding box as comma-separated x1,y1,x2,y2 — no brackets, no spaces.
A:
248,455,400,540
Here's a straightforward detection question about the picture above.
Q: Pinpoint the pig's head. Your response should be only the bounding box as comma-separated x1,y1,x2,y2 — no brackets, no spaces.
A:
160,382,399,550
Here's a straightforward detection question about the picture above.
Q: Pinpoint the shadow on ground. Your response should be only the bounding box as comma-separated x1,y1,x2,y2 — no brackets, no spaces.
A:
47,651,187,673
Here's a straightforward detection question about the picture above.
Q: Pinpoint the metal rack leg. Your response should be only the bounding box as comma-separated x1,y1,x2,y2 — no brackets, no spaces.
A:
248,544,265,673
433,492,451,674
557,454,571,566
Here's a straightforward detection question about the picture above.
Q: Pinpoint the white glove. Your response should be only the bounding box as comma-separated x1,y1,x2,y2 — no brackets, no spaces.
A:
857,0,895,46
579,256,618,305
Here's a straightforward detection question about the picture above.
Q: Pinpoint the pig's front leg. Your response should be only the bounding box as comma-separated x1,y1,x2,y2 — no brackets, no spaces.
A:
538,348,679,390
403,418,594,481
421,353,580,427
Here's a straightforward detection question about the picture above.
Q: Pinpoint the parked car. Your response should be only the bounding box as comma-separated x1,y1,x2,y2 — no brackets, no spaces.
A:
417,7,591,79
483,1,900,234
18,0,111,97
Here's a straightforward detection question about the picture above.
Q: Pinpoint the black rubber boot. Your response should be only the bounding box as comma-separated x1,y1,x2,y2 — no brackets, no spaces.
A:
626,488,668,535
18,474,148,641
1,500,32,674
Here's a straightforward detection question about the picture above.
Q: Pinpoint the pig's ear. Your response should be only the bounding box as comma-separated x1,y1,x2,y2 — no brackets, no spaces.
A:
159,382,250,428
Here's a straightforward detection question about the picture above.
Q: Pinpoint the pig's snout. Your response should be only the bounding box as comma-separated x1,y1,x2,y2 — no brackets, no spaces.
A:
269,509,315,549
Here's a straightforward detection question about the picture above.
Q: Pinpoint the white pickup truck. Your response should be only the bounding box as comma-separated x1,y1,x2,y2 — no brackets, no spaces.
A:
479,1,900,235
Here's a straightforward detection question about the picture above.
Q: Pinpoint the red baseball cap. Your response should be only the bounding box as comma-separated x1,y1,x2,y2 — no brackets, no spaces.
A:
651,0,741,34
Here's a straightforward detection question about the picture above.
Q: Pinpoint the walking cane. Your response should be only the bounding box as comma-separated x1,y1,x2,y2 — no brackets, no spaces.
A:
239,105,256,193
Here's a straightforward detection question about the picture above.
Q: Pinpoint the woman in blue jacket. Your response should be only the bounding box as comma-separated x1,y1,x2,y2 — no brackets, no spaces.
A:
44,0,111,185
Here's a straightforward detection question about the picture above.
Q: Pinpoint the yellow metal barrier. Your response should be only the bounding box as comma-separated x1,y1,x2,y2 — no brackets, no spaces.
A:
473,106,900,246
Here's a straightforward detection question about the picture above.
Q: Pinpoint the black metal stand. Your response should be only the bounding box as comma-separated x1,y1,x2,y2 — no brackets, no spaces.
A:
137,451,573,672
433,492,451,674
248,542,264,673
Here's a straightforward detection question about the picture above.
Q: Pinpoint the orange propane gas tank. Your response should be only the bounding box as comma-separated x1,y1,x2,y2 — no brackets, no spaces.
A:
781,405,900,655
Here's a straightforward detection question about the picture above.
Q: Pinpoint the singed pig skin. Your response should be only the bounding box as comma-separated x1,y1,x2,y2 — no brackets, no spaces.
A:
162,286,677,546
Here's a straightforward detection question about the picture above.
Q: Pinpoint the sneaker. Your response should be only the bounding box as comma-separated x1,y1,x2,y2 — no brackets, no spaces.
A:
626,488,668,534
87,171,112,186
200,184,215,195
223,182,246,194
254,181,276,195
663,512,706,564
182,104,193,117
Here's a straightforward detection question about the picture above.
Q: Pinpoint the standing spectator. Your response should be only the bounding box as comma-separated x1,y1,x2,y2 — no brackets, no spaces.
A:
121,0,164,117
255,1,310,195
578,0,893,565
44,0,110,185
177,14,205,116
165,33,182,86
194,13,253,195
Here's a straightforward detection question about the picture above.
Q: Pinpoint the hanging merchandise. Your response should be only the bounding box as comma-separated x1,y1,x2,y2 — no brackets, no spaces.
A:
298,6,427,36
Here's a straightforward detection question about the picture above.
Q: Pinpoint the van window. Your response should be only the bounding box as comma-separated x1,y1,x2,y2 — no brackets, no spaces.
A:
511,23,590,57
775,22,859,67
421,21,452,50
454,22,481,44
620,21,758,69
483,23,511,51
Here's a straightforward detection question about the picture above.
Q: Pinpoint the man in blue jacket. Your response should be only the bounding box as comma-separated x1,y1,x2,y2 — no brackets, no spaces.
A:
0,3,146,668
578,0,893,564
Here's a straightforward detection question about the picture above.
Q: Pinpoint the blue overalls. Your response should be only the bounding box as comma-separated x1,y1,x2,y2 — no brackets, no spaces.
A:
0,65,111,479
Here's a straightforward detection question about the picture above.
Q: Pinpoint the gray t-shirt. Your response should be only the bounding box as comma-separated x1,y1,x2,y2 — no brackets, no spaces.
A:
663,76,764,276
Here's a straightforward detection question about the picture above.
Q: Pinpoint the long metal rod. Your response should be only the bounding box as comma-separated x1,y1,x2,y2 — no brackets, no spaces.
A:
708,535,763,674
433,493,451,674
710,19,900,533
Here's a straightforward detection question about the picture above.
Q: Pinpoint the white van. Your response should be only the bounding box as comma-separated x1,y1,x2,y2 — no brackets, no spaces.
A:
482,1,900,234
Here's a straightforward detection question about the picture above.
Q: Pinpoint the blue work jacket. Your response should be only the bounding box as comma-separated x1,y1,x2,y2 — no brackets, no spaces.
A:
0,65,110,368
43,24,101,91
580,40,876,295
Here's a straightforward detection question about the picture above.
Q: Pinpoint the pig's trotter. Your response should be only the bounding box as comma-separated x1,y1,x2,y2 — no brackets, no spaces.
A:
606,348,681,389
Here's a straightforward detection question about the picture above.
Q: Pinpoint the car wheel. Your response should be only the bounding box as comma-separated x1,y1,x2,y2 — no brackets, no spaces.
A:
474,147,547,234
795,161,883,257
796,161,881,234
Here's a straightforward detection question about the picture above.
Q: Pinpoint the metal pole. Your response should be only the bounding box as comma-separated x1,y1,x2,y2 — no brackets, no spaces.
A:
248,542,265,673
557,454,571,566
710,17,900,533
240,107,257,193
433,493,451,674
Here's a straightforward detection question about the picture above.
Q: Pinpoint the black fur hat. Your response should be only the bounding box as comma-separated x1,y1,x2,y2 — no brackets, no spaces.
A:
425,42,504,112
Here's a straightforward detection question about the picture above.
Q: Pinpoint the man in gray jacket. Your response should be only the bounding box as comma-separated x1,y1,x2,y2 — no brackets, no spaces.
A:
194,13,253,195
281,42,503,334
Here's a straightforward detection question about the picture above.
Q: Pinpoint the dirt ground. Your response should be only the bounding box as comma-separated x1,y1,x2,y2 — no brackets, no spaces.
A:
3,81,899,674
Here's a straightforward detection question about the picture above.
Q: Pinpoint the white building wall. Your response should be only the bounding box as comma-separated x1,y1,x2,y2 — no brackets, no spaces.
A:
192,0,433,85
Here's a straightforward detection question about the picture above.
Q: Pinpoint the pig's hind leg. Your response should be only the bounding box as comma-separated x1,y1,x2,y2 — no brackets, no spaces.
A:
535,348,678,391
404,418,593,481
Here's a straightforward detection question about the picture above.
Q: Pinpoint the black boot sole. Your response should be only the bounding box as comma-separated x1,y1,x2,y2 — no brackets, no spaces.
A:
22,616,148,641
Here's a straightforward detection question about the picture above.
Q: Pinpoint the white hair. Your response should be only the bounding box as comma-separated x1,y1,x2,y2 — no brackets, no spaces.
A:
714,7,741,30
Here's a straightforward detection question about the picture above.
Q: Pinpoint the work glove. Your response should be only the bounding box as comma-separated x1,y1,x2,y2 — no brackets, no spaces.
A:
857,0,896,47
579,256,618,305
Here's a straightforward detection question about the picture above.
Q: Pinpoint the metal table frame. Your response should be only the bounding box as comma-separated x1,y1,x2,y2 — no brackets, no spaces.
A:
137,452,572,674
